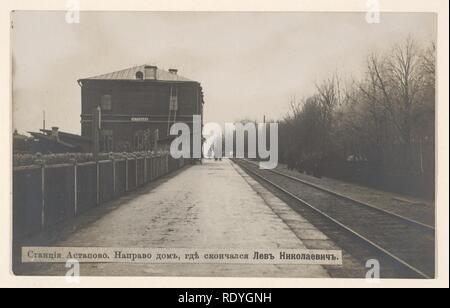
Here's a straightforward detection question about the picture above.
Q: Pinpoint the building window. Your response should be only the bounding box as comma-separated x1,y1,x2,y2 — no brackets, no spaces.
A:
101,94,112,111
100,129,113,152
135,71,144,80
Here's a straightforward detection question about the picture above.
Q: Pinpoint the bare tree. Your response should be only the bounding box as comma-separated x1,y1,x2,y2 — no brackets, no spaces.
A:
361,38,432,171
278,37,435,193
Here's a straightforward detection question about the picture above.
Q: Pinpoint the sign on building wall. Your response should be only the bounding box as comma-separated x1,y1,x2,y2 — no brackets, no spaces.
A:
131,117,150,122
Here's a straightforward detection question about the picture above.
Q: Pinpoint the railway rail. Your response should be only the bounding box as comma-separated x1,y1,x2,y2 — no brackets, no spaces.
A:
234,159,435,279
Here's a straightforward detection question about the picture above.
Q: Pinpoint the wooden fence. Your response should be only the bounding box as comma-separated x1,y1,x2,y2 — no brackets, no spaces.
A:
13,154,187,239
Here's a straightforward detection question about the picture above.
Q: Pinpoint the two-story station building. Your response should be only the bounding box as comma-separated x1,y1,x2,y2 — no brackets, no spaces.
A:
78,64,204,153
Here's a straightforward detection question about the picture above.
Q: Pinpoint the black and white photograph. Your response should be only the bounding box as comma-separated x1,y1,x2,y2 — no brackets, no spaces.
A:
2,0,448,289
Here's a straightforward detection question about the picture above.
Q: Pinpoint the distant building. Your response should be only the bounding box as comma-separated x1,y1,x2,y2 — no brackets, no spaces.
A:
23,127,91,154
38,128,92,152
13,130,30,153
78,65,205,153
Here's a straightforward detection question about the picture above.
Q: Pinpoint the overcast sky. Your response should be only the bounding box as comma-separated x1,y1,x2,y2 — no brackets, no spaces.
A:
12,11,436,135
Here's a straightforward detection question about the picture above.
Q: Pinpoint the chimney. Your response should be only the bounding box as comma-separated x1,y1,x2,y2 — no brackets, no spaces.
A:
51,127,60,141
144,65,157,80
169,68,178,75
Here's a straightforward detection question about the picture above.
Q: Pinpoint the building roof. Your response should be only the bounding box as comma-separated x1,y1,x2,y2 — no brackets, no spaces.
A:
40,129,91,142
79,65,195,82
13,131,29,140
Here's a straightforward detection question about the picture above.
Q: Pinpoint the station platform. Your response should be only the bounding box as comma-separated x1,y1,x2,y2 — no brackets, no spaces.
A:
18,159,352,277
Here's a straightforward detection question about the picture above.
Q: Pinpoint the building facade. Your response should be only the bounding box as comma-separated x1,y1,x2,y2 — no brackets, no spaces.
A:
79,65,204,153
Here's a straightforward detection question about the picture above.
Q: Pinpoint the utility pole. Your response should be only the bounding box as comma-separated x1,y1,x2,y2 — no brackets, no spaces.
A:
92,106,101,161
43,111,46,130
153,129,159,150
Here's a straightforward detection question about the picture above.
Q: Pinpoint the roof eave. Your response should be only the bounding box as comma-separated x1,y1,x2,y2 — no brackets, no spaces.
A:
78,79,200,85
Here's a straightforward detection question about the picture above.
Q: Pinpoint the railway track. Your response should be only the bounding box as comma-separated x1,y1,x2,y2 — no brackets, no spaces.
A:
234,159,435,279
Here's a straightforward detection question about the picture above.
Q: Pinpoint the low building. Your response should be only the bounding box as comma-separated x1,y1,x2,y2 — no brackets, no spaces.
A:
13,130,30,154
25,127,90,154
39,128,92,152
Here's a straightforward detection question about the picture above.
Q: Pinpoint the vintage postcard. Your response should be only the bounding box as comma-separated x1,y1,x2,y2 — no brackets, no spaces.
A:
2,0,448,289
